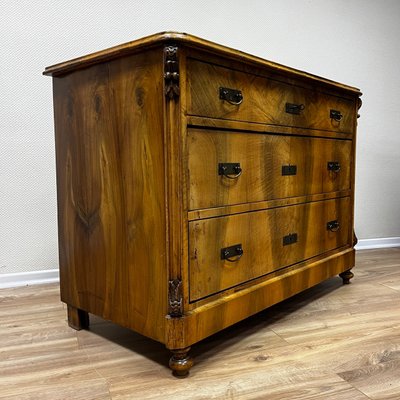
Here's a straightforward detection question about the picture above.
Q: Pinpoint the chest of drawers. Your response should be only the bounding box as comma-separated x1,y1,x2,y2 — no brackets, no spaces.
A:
44,32,361,377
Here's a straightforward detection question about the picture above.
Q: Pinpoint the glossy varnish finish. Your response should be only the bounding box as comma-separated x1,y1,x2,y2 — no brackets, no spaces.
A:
188,128,352,210
53,49,167,343
187,58,355,133
44,32,361,376
189,197,350,301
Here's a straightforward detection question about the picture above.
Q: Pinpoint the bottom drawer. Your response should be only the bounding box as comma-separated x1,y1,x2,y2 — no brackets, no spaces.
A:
189,197,350,301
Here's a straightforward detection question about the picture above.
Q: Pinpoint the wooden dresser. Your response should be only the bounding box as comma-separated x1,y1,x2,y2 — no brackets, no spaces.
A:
44,32,362,377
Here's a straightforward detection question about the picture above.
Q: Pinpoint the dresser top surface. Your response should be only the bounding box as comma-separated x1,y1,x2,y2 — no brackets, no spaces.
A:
43,31,360,94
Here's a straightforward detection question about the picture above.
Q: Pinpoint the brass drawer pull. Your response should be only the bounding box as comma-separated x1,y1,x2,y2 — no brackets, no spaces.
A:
330,109,343,121
219,87,243,105
283,233,298,246
285,103,305,115
327,220,340,232
327,161,341,172
221,244,243,262
218,163,242,179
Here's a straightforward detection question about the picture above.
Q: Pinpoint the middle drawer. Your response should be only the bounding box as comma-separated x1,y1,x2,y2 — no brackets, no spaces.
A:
188,129,351,210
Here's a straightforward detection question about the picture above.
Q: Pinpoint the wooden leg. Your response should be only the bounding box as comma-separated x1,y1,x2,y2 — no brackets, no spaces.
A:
169,347,194,378
67,305,89,330
339,269,354,285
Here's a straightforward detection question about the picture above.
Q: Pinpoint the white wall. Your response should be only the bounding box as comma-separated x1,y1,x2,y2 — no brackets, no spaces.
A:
1,0,399,275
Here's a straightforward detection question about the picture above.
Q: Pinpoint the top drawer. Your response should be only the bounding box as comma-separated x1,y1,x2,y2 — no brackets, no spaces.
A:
187,59,355,134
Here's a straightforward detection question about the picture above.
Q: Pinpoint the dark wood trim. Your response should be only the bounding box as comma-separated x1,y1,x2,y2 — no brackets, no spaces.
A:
164,45,180,99
168,279,183,317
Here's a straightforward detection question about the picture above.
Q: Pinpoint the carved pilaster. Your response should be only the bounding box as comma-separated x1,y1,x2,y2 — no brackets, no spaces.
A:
164,45,179,99
353,230,358,246
168,279,183,317
357,96,362,119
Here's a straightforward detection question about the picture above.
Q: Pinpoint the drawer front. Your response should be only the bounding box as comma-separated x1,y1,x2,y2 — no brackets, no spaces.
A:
188,129,352,210
187,59,355,134
189,197,350,301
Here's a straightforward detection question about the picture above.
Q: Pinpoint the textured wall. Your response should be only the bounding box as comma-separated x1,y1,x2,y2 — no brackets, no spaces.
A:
1,0,399,274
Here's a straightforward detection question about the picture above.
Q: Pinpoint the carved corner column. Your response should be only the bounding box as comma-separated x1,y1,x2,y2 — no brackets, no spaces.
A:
164,45,194,377
168,278,183,317
168,279,193,377
341,95,362,286
164,45,180,99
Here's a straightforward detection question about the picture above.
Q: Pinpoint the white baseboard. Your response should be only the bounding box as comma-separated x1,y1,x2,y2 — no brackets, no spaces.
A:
0,269,59,289
355,237,400,250
1,238,399,289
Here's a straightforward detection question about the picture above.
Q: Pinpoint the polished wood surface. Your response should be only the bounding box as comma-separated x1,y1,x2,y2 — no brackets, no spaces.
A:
188,128,351,210
66,305,89,330
43,32,360,96
53,49,167,343
46,33,361,375
187,59,355,133
169,347,194,378
339,268,355,284
188,115,355,140
1,249,399,399
189,197,350,300
169,248,355,349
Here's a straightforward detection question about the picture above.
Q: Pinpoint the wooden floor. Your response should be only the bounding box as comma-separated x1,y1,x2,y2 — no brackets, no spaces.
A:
1,248,399,399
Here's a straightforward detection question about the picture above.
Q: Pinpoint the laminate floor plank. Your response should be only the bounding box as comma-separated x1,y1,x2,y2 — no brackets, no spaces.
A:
0,249,399,399
338,358,400,400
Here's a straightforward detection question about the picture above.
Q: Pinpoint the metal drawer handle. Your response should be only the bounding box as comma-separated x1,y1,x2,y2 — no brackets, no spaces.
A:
221,244,243,262
219,87,243,105
282,164,297,176
330,109,343,121
327,161,341,172
218,163,242,179
286,103,305,115
283,233,298,246
327,220,340,232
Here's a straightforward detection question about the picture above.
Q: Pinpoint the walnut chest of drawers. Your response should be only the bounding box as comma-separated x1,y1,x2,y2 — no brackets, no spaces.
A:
44,32,362,377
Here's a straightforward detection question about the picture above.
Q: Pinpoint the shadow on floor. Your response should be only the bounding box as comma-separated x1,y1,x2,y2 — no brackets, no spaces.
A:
80,275,345,371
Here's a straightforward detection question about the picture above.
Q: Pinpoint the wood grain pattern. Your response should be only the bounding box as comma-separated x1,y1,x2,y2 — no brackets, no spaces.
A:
188,115,355,140
163,45,186,317
2,249,398,399
187,59,356,133
53,48,167,343
46,33,360,376
66,305,89,330
189,197,350,301
168,248,355,349
188,128,351,210
187,190,351,220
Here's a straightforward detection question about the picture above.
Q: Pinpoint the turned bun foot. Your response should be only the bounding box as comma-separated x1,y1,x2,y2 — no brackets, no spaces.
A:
339,269,354,285
169,347,194,378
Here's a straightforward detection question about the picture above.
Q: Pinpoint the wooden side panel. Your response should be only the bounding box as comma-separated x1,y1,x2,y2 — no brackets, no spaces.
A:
189,197,350,301
53,49,167,343
188,129,352,210
187,59,355,134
